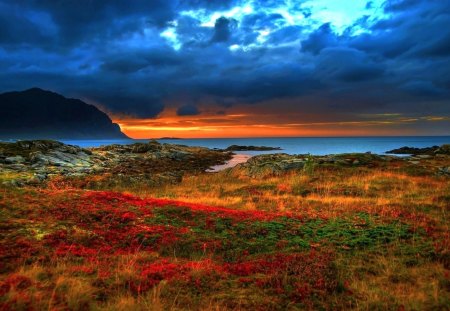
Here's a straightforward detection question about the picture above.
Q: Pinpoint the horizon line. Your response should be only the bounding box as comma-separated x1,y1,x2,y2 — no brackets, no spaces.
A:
134,135,450,140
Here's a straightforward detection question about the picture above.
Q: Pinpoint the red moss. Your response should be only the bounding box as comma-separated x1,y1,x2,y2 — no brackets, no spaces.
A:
224,251,337,302
120,212,137,222
0,275,33,294
141,260,180,280
69,266,96,275
72,190,296,221
55,244,99,257
1,187,434,308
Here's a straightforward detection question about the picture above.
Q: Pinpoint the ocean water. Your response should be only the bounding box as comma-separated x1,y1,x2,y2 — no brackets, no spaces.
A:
61,136,450,156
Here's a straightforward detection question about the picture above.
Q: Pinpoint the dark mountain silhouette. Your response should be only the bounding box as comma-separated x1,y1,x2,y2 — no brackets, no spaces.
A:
0,88,129,140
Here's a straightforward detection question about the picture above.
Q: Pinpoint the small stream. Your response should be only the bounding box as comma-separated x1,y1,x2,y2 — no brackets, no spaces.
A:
207,154,252,172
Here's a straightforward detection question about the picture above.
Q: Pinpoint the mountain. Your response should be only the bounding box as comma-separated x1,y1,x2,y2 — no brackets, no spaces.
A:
0,88,129,140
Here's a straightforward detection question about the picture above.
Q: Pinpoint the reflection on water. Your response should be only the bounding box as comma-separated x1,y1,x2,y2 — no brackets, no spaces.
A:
207,154,252,172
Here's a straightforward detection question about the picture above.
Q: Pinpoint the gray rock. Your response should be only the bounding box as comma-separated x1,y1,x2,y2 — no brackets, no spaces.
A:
437,167,450,176
131,141,162,153
30,152,49,165
8,164,27,171
435,144,450,155
168,150,191,160
416,155,432,159
4,155,25,164
33,173,47,181
232,154,306,178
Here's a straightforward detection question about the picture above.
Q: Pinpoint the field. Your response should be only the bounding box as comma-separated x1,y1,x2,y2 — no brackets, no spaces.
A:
0,150,449,310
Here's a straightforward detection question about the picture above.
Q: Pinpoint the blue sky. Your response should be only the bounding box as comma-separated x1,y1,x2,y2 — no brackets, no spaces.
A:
0,0,449,137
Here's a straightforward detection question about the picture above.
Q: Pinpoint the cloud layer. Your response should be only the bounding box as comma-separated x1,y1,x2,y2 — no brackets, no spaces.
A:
0,0,449,136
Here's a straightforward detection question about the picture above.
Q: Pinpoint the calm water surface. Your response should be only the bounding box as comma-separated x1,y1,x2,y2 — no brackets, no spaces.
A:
61,137,450,156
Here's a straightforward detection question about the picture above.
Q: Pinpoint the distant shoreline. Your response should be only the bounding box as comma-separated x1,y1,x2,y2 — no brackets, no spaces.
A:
2,136,450,156
2,135,449,142
134,135,450,140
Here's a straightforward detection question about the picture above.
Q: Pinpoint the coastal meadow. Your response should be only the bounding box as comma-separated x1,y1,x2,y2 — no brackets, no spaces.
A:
1,157,449,310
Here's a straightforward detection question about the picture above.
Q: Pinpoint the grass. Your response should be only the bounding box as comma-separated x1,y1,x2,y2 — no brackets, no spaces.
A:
0,162,449,310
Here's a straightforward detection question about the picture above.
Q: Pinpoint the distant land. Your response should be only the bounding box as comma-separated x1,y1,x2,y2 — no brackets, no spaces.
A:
224,145,282,151
0,88,129,140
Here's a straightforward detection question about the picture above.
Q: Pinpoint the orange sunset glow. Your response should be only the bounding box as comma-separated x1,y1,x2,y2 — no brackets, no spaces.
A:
114,109,450,139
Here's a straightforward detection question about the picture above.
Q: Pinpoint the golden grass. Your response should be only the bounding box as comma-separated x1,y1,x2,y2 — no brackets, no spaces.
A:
114,166,449,309
1,161,449,310
117,168,449,224
342,254,448,310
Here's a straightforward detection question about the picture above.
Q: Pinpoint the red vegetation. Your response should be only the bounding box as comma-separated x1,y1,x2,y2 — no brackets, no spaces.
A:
82,190,296,221
0,187,446,309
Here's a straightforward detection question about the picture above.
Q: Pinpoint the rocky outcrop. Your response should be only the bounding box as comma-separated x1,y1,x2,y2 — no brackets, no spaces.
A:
437,166,450,176
230,154,306,178
386,144,450,155
2,141,448,186
0,140,101,185
92,142,231,175
436,145,450,155
230,152,395,178
229,149,450,179
0,140,231,186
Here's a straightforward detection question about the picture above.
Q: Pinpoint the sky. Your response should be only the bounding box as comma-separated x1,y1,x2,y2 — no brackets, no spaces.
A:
0,0,449,138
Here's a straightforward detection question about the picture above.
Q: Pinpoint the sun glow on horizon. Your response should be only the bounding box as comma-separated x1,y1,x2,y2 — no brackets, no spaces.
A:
113,114,450,139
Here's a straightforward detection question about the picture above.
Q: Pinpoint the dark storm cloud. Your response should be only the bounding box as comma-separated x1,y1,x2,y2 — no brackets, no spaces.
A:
413,29,450,57
211,17,237,42
101,58,150,74
179,0,238,11
92,93,165,119
100,47,182,74
315,47,385,82
0,0,449,122
216,98,235,108
0,1,57,47
301,23,338,55
30,0,176,41
177,104,200,116
198,62,320,102
384,0,423,12
400,81,445,97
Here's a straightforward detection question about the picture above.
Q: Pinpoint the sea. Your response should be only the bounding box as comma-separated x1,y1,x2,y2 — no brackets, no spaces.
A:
59,136,450,156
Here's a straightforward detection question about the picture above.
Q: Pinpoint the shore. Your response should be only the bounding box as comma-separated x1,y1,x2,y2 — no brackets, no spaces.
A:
0,140,449,310
207,154,253,172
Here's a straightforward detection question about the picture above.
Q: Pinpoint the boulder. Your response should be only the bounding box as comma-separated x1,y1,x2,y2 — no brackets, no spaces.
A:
437,167,450,176
435,144,450,155
131,141,162,153
232,154,305,178
4,155,25,164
